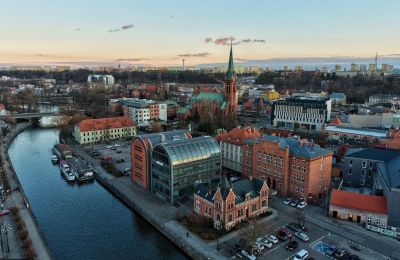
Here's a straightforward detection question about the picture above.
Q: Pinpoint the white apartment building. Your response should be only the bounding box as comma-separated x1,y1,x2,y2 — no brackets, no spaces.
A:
119,98,167,127
271,96,331,131
87,74,115,87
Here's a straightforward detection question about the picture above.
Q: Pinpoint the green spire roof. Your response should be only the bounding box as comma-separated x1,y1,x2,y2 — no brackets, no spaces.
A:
226,43,234,80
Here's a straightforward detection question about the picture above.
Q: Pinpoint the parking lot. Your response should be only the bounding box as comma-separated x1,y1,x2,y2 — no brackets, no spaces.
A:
83,139,131,174
224,196,390,260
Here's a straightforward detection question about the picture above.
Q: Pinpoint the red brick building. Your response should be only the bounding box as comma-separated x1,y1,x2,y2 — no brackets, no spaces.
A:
131,130,192,190
194,177,269,230
243,135,333,202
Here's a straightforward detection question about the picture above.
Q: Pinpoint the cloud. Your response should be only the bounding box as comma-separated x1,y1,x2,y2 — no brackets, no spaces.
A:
108,24,136,33
115,58,148,62
214,37,235,45
205,37,213,43
121,24,135,30
108,28,120,33
208,37,266,45
253,39,266,43
177,52,211,58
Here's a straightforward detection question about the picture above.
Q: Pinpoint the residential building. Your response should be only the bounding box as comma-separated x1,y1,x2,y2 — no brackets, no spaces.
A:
215,127,261,175
271,96,332,131
329,189,388,226
382,64,394,72
329,92,346,105
350,63,360,72
369,63,377,72
194,177,269,230
368,94,399,105
131,130,191,190
242,135,333,202
73,117,136,144
87,74,115,87
151,136,221,204
118,98,167,127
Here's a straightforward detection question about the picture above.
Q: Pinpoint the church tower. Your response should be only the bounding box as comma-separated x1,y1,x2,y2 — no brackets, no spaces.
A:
224,43,238,114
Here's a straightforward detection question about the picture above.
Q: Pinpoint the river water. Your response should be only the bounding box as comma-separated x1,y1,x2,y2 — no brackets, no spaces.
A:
8,128,187,260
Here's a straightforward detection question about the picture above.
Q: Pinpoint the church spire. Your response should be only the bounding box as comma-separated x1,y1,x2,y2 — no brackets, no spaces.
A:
226,40,234,80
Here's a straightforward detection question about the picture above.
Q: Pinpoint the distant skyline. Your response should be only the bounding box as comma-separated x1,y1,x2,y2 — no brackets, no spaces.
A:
2,0,400,67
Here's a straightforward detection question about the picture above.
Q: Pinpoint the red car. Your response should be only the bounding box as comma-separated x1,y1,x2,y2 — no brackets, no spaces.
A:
0,210,10,217
102,156,112,161
279,227,293,238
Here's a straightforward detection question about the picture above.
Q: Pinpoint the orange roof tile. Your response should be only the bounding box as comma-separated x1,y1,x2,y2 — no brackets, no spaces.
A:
330,117,342,125
215,127,261,145
78,116,135,132
330,189,387,215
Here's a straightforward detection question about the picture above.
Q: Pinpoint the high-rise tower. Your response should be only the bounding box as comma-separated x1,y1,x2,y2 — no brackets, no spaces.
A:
224,44,238,114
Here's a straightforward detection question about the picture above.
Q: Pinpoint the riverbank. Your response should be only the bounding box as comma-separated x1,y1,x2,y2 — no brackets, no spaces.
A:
0,123,52,259
67,139,229,260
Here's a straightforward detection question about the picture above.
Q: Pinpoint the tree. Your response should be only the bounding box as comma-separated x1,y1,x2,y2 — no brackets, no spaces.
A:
292,208,306,228
243,219,261,247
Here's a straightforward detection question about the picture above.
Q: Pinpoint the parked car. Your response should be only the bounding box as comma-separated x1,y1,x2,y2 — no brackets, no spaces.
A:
294,231,309,242
241,250,256,260
116,150,122,153
287,223,304,232
266,234,279,244
252,241,264,253
277,227,292,241
286,240,298,251
283,198,293,205
0,210,10,216
296,201,307,209
325,246,338,257
256,237,272,248
349,243,362,251
334,248,350,259
293,249,309,260
290,200,298,207
102,156,112,161
90,150,100,156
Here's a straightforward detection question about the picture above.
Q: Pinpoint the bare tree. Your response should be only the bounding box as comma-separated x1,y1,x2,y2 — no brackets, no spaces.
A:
292,208,306,228
243,219,261,247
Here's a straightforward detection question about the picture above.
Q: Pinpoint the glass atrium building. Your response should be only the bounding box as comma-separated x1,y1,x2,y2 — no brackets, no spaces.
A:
151,136,221,204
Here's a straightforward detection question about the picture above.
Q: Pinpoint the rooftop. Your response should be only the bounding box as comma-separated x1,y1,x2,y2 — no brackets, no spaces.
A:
329,92,346,98
344,148,400,162
246,135,333,159
330,189,387,215
215,127,261,145
376,154,400,189
135,129,191,149
325,125,388,138
78,117,135,132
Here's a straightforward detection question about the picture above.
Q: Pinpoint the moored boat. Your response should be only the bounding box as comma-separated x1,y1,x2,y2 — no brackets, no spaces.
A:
59,160,75,181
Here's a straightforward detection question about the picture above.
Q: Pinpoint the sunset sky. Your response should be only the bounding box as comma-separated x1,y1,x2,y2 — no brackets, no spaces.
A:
1,0,400,66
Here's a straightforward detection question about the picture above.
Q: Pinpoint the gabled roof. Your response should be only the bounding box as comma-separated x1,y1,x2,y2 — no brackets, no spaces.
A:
215,127,261,145
246,135,332,159
330,189,387,215
376,154,400,189
196,178,266,204
78,117,135,132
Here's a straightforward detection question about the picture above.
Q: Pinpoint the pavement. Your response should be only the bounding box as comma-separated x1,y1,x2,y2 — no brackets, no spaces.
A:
0,122,52,260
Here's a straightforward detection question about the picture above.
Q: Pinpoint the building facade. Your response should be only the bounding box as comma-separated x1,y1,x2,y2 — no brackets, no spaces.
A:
131,130,192,190
194,177,269,230
329,189,388,226
271,96,331,131
151,136,221,204
215,127,261,175
242,135,333,202
73,117,136,145
87,74,115,87
118,98,167,127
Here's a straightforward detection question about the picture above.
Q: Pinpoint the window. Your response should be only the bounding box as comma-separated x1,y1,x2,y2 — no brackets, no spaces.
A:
360,179,365,185
195,200,200,210
362,161,366,168
348,169,352,175
376,219,381,225
349,160,353,166
367,218,371,224
361,170,366,177
228,214,233,222
262,200,267,207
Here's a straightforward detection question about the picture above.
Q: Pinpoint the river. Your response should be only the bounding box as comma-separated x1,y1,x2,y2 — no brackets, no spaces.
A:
8,128,187,260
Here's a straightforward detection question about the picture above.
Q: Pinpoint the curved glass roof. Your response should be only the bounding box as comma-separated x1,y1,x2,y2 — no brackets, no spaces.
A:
154,136,220,166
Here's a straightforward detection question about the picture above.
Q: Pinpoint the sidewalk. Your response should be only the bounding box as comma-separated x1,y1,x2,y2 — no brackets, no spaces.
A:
0,123,52,260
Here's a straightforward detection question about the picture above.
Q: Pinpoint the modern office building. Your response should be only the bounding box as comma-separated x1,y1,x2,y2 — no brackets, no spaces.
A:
151,136,221,204
215,127,261,175
194,177,269,230
131,130,192,190
271,96,331,131
73,117,136,144
242,135,333,202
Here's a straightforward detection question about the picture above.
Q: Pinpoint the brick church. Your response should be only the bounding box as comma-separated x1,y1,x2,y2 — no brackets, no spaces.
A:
190,45,238,116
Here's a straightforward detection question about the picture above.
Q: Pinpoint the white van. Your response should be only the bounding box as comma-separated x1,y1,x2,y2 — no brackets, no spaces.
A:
293,249,308,260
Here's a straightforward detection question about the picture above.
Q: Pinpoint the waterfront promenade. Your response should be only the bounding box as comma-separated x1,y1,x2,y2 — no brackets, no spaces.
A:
67,139,229,260
0,123,52,259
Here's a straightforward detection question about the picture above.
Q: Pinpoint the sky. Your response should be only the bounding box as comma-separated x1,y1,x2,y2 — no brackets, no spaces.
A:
1,0,400,67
